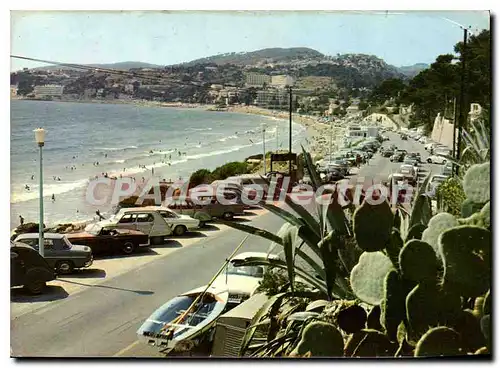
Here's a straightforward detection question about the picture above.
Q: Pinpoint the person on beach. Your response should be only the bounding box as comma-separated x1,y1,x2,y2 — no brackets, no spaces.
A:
104,153,107,158
51,194,55,202
57,177,61,181
25,184,30,191
19,215,24,226
31,175,34,180
96,210,105,221
152,168,155,175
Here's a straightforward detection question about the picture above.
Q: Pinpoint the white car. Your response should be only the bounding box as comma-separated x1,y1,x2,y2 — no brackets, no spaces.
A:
426,155,447,164
88,206,200,240
213,252,280,305
424,143,436,151
418,137,427,144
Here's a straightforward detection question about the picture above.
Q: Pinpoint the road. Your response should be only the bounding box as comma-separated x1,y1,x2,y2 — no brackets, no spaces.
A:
11,131,441,357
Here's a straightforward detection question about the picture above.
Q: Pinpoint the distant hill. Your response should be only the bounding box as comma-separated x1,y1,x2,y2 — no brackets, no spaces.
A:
396,63,429,78
34,61,163,71
181,47,325,66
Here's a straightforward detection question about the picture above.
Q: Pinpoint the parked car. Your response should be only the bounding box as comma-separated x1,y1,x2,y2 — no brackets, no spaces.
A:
427,155,447,164
442,162,454,176
401,134,408,140
95,207,199,243
213,252,280,306
67,225,150,255
390,152,405,162
403,158,421,175
11,241,56,294
382,149,394,158
398,164,417,181
116,206,200,236
168,196,245,221
14,233,93,274
428,174,448,198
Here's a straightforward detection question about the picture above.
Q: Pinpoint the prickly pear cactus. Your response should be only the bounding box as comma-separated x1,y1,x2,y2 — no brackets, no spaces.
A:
353,200,394,252
345,329,397,357
439,225,491,297
380,270,406,342
452,310,485,352
336,304,367,334
463,162,490,204
414,326,462,357
350,252,394,305
406,223,427,242
461,198,484,218
399,240,439,282
291,321,344,357
480,201,490,229
421,212,459,255
406,283,441,339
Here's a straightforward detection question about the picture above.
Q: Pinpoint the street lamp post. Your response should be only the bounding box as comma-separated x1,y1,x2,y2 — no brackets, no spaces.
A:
34,128,45,257
262,124,267,175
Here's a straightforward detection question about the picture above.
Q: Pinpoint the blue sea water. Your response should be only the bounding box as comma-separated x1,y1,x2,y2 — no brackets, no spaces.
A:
10,100,306,229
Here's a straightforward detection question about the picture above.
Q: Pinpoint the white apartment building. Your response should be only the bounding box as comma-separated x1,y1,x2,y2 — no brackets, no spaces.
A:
270,75,295,88
245,73,271,88
33,85,64,98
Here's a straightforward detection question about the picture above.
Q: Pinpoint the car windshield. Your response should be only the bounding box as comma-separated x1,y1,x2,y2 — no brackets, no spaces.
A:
87,224,102,235
432,177,447,183
226,263,264,278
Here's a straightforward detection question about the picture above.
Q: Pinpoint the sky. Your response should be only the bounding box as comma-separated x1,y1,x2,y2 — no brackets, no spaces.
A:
10,10,490,71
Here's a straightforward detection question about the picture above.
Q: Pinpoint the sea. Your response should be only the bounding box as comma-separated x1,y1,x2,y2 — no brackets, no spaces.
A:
10,100,307,230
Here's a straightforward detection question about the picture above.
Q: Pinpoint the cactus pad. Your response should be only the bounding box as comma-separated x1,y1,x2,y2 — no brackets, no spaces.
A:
291,321,344,357
421,212,459,255
336,304,367,334
399,240,438,282
439,225,491,297
463,162,490,203
350,251,394,305
353,200,394,252
381,270,407,341
414,326,462,357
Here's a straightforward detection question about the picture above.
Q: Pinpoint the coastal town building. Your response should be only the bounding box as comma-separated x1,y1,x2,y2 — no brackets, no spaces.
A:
10,85,17,97
245,73,271,88
255,89,290,108
270,75,295,88
33,84,64,98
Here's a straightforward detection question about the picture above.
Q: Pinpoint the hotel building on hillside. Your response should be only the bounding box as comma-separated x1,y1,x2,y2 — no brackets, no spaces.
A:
245,73,271,88
34,84,64,98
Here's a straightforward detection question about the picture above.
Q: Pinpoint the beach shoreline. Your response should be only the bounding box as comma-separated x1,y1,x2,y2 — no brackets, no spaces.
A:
13,97,336,157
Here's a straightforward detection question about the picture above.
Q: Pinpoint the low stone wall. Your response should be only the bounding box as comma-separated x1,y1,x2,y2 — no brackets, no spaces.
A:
431,114,456,150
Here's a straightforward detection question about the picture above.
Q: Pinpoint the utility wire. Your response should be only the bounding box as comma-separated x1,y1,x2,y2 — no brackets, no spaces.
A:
10,55,200,86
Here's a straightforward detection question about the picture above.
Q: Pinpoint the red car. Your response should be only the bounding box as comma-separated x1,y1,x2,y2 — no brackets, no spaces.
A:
66,225,150,256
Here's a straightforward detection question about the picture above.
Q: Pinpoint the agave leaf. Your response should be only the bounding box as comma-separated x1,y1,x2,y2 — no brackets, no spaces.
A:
283,226,296,294
297,225,322,259
295,248,327,280
218,220,283,244
259,201,305,230
409,174,432,228
319,231,340,301
301,145,322,191
462,128,482,157
284,194,321,238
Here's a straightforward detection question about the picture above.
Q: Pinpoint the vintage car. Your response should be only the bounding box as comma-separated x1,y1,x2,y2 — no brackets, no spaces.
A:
14,233,93,274
212,252,280,306
95,206,200,242
66,225,150,256
167,196,245,221
11,241,56,294
427,154,448,164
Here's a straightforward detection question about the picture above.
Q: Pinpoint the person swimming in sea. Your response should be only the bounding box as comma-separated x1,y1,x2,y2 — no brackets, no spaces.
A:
31,175,34,180
25,184,30,191
51,194,55,202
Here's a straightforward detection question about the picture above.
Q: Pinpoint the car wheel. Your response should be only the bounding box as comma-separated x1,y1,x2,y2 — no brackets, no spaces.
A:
24,270,47,294
427,158,432,163
442,159,447,165
150,236,164,246
122,242,135,255
173,225,187,236
55,260,74,275
222,212,234,220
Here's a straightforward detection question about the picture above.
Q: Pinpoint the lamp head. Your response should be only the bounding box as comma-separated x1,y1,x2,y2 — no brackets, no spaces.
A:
34,128,45,146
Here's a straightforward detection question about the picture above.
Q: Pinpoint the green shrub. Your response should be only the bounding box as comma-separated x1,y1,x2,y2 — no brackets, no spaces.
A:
189,169,213,188
436,177,467,216
211,161,250,180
